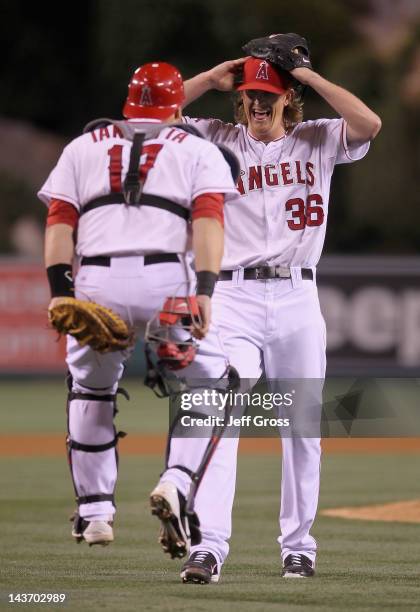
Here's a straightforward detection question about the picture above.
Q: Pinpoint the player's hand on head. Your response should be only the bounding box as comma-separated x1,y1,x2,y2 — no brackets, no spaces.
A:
192,295,211,339
207,57,249,91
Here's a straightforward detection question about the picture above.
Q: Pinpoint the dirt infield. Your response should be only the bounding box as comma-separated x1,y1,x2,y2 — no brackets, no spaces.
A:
3,434,420,525
321,499,420,524
1,434,420,456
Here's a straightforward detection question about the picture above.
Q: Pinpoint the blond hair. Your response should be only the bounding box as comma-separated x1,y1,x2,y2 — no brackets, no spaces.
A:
233,89,304,132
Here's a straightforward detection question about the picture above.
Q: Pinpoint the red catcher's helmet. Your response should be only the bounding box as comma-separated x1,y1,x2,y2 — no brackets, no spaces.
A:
123,62,185,120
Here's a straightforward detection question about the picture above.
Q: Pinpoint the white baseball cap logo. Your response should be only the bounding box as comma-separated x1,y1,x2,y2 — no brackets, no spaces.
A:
140,84,153,106
255,61,269,80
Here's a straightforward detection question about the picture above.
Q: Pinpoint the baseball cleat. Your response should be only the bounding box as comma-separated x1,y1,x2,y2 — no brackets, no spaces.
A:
181,551,220,584
71,513,114,546
150,482,200,559
282,554,315,578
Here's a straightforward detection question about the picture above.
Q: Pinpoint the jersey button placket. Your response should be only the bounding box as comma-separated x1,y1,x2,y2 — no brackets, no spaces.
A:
264,140,284,258
260,145,274,343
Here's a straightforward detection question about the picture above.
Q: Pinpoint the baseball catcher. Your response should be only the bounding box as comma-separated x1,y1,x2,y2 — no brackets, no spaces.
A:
38,62,239,559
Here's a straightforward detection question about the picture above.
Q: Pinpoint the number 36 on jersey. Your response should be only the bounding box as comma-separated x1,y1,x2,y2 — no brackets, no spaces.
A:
285,194,324,231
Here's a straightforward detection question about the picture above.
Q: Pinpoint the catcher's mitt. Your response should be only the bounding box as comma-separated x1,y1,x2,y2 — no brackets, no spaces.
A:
243,33,312,72
48,297,134,353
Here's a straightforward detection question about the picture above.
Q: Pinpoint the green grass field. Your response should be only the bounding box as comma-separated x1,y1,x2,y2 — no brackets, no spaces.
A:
1,380,419,611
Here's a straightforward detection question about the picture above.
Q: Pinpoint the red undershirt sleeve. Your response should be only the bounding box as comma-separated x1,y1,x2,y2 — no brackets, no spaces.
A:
191,193,224,226
46,198,79,229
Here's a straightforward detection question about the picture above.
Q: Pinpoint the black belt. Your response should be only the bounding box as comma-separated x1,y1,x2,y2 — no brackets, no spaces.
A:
218,266,313,281
81,254,180,267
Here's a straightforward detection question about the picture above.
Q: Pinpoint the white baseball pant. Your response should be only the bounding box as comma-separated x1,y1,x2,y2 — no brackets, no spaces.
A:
176,270,326,566
66,255,229,521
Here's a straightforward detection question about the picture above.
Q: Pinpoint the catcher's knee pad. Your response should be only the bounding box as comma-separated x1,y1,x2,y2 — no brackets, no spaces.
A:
66,339,128,395
66,389,127,518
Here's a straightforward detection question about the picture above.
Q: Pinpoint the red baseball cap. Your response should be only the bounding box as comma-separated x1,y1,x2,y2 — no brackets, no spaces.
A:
236,57,291,94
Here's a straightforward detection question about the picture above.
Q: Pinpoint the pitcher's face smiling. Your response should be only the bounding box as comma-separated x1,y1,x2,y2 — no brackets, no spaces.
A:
242,89,290,143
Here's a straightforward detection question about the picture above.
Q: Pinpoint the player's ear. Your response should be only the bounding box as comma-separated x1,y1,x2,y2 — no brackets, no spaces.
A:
284,88,293,107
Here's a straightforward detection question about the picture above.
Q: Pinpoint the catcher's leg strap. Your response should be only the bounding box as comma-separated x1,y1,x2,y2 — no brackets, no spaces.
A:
67,390,127,517
164,410,209,468
68,431,126,453
165,465,195,479
163,408,229,509
163,367,240,512
69,386,130,403
77,493,115,505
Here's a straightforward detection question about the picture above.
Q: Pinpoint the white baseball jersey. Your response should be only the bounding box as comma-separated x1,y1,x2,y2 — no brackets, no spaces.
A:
184,117,370,269
38,120,237,257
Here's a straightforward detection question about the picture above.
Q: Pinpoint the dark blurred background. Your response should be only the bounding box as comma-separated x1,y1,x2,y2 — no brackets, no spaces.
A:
0,0,419,375
1,0,420,255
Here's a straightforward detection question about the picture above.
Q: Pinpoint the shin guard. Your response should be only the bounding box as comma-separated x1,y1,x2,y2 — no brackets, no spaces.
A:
66,390,126,520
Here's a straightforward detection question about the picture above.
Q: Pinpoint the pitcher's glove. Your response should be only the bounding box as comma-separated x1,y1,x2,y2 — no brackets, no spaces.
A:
243,33,312,72
48,297,134,353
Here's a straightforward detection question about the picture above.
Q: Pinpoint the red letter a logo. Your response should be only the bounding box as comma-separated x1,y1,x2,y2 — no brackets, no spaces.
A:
140,85,153,106
255,61,269,81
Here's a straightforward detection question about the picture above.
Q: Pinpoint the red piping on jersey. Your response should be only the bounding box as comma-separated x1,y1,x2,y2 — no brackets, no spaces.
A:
192,193,224,226
46,199,79,229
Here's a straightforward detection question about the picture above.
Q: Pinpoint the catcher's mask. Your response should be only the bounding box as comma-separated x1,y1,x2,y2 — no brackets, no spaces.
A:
145,296,201,371
123,62,185,120
144,296,202,398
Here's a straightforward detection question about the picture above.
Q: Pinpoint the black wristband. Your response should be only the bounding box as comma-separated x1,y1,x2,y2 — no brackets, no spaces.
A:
196,271,218,298
46,263,74,298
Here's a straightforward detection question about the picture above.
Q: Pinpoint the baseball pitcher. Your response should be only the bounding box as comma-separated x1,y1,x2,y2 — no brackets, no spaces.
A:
174,33,381,583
